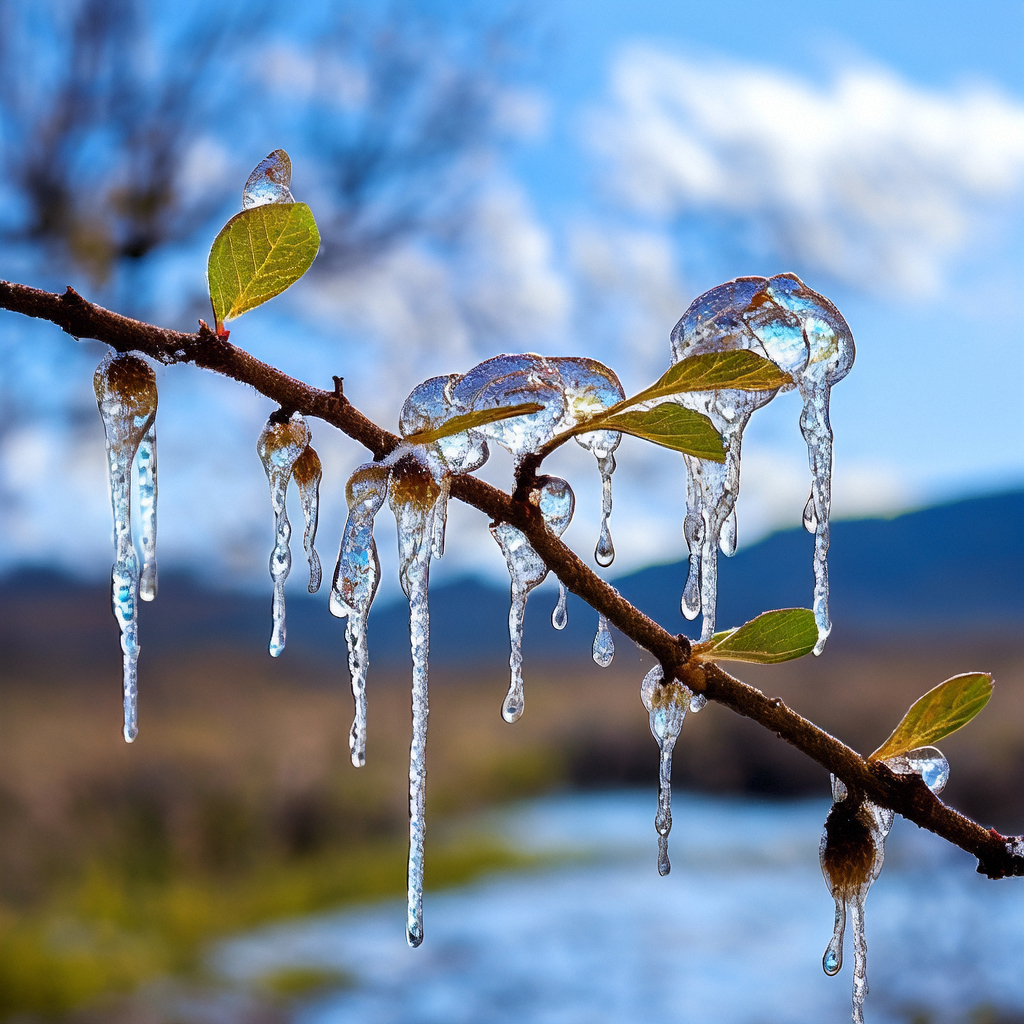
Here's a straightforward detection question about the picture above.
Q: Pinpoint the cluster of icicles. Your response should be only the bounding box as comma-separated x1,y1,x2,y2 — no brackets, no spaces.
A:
820,749,949,1024
93,273,856,959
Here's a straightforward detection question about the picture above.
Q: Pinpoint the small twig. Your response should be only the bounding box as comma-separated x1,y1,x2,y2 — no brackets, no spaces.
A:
2,278,1022,880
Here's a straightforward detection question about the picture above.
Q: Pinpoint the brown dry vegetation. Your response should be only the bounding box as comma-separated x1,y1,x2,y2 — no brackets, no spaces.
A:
0,633,1020,1018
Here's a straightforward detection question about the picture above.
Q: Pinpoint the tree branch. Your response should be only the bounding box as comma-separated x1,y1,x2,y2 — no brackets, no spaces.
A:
3,278,1022,880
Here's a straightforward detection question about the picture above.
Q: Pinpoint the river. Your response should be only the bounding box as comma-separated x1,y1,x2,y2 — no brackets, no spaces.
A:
215,791,1024,1024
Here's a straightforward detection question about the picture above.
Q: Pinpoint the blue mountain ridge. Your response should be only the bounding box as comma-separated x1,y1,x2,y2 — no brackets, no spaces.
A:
2,490,1019,667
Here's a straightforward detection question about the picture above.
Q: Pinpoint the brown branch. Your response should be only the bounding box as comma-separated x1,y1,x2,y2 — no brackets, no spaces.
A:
3,278,1022,880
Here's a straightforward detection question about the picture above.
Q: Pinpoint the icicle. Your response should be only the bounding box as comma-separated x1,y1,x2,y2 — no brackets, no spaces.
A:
640,666,691,875
293,444,323,594
257,412,310,658
136,420,158,602
331,462,390,768
594,452,615,566
491,476,574,723
551,581,568,630
388,449,445,948
94,353,158,742
820,749,945,1023
592,614,614,667
242,148,294,208
669,275,853,646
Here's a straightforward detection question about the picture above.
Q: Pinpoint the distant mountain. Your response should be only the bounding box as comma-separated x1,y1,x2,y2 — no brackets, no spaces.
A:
1,490,1020,670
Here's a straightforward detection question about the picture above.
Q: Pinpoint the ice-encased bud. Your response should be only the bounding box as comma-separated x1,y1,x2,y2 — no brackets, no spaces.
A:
257,412,310,658
94,353,158,743
242,148,294,208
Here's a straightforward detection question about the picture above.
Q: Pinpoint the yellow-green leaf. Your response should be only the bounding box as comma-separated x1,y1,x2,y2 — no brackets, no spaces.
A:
601,404,725,460
208,202,320,328
869,672,994,762
404,403,544,445
620,351,792,408
695,608,817,664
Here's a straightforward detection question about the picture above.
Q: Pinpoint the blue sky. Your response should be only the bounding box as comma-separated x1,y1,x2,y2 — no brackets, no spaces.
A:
1,0,1022,590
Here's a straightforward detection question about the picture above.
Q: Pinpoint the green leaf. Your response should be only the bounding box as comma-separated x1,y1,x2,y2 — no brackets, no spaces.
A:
404,403,544,445
696,608,818,664
869,672,994,762
207,202,320,328
601,404,725,460
620,351,792,408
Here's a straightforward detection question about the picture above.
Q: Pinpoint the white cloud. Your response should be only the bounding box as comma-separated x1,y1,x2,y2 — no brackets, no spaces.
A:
588,47,1024,295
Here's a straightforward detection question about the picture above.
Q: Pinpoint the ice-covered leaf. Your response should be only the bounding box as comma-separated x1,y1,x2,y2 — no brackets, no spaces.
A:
869,672,993,762
622,351,792,408
696,608,817,664
600,404,724,459
207,202,320,328
404,402,544,445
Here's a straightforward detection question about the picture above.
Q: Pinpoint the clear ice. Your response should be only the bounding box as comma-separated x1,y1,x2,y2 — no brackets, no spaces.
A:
256,412,310,658
242,148,294,208
388,447,446,948
330,355,627,946
820,748,948,1023
330,462,390,768
552,581,568,630
592,613,615,667
640,666,700,875
94,353,158,742
137,421,158,602
293,444,323,594
670,275,854,649
490,476,574,723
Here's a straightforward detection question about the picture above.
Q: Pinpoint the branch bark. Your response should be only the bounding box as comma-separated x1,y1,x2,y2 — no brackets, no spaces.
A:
3,278,1022,880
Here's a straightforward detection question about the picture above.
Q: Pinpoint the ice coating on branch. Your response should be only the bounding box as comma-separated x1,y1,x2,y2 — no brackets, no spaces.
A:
552,582,568,630
257,413,310,658
331,462,390,768
242,149,294,208
136,421,158,602
490,476,574,723
592,614,614,667
388,447,446,948
94,353,158,742
670,274,854,649
820,748,947,1023
641,666,698,875
293,444,323,594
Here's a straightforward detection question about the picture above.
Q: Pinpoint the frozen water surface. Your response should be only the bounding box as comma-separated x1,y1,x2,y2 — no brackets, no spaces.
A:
214,791,1024,1024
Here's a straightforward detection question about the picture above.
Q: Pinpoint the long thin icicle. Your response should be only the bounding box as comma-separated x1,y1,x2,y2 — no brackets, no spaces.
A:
257,413,310,658
136,421,158,602
94,353,158,742
388,449,444,948
293,443,323,593
331,462,390,767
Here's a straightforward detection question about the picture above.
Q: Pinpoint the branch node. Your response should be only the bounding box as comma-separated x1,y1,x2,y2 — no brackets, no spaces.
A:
333,375,345,397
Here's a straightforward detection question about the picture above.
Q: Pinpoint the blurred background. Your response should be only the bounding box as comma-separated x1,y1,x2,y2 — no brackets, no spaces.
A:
0,0,1022,1021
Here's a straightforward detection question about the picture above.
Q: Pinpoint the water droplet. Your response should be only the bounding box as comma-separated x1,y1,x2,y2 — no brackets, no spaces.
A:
592,614,614,667
551,581,568,630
